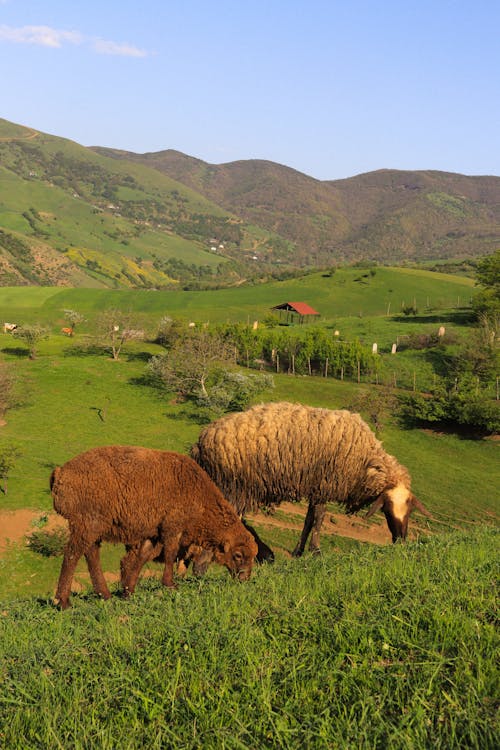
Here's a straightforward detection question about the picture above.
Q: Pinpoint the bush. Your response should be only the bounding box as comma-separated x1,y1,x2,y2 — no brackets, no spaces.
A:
26,528,68,557
399,377,500,435
197,371,274,413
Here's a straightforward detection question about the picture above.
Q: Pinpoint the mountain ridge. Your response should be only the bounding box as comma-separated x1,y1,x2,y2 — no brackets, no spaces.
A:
92,145,500,265
0,117,499,289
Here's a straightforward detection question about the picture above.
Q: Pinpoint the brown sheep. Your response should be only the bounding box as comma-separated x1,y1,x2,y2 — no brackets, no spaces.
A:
191,402,431,556
51,446,258,609
120,518,274,585
120,539,214,592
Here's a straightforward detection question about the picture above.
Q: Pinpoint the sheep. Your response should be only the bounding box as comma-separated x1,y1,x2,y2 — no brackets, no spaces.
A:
120,539,214,592
120,518,274,585
3,323,17,333
51,446,258,608
191,402,431,556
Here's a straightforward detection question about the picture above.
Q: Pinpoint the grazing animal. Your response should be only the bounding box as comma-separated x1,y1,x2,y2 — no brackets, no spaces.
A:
3,323,17,333
191,402,431,556
121,518,274,583
61,327,73,336
120,539,214,591
51,446,258,608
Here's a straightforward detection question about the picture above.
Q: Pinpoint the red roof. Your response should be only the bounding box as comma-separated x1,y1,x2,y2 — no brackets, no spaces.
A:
272,301,320,316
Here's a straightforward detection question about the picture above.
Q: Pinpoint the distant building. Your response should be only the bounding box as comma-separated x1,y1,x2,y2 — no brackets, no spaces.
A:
271,301,320,324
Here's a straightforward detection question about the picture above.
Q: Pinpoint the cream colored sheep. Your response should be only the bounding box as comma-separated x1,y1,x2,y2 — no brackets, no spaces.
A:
191,402,430,555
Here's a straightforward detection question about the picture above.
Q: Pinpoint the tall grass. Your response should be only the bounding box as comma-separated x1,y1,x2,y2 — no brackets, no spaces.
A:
0,528,497,749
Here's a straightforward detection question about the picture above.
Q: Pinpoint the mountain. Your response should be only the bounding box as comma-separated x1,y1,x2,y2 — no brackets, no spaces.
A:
93,147,500,266
1,117,499,290
0,120,285,289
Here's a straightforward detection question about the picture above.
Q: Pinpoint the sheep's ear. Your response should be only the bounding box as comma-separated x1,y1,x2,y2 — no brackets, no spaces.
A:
411,495,432,517
365,495,385,518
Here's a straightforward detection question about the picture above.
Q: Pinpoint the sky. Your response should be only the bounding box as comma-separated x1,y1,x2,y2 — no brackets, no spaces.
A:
1,0,499,180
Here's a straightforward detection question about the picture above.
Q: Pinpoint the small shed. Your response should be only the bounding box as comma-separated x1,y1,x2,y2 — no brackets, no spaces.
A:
271,301,320,324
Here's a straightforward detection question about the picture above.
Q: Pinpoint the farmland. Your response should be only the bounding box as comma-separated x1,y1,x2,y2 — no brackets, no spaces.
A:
0,267,498,748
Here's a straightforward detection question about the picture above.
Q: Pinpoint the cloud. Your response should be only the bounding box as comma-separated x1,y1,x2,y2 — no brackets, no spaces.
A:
0,23,148,57
92,38,147,58
0,24,82,48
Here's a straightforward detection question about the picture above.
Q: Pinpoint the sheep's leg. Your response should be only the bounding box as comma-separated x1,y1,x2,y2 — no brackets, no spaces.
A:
54,537,85,609
292,502,316,557
121,540,161,596
176,556,190,578
308,503,326,554
159,531,182,589
84,542,111,601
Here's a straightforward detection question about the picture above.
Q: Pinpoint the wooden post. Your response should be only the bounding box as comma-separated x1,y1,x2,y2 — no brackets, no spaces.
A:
291,354,295,376
276,354,280,373
357,360,360,383
307,357,312,375
324,357,329,378
341,366,344,381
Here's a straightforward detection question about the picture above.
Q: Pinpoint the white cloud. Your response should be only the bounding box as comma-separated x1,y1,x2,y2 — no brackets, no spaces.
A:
92,38,147,58
0,24,82,48
0,23,148,57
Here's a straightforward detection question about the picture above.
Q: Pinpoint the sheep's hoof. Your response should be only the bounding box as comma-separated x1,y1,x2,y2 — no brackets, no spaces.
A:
53,597,70,610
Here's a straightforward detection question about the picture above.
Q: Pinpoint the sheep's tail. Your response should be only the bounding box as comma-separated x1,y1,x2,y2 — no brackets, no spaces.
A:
50,466,61,492
50,466,64,514
190,443,200,462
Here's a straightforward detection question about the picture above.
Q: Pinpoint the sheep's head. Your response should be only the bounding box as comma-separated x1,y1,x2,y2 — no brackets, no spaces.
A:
366,483,431,542
216,534,258,580
191,547,214,576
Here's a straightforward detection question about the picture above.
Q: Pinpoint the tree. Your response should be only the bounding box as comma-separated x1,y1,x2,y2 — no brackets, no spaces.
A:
63,309,86,336
95,309,144,360
0,362,15,423
13,325,49,359
147,329,235,399
473,249,500,318
0,445,21,494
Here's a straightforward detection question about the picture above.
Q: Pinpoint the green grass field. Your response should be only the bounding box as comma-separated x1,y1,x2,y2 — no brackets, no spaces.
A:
0,272,497,748
0,529,497,749
0,265,475,326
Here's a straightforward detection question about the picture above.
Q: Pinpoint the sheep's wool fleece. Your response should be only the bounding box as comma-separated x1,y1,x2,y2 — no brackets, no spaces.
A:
191,402,411,514
51,446,244,546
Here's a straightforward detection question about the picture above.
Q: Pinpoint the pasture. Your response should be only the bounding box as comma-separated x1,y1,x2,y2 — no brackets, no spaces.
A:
0,529,497,748
0,269,498,748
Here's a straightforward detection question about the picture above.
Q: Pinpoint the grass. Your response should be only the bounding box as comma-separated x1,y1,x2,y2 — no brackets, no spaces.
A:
0,275,497,747
0,528,497,749
0,265,475,327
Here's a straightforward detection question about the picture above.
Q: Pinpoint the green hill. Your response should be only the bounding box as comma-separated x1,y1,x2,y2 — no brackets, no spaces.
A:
0,119,281,288
94,148,500,266
2,117,499,290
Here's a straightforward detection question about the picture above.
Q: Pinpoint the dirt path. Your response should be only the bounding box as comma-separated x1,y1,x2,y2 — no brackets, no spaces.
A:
0,509,66,554
0,501,394,561
0,127,39,142
247,502,393,547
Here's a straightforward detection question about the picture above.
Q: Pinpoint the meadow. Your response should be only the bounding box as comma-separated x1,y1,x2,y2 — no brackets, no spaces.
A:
0,267,498,748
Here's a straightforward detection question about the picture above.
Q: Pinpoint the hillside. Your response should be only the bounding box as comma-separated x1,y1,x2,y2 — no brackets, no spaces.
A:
0,119,286,289
94,147,500,265
1,117,499,290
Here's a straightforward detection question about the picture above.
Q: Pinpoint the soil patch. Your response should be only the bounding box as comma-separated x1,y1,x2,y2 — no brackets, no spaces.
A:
247,501,394,546
0,509,67,554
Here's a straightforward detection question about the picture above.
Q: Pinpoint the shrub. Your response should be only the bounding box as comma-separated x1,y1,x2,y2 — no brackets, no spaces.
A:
26,528,68,557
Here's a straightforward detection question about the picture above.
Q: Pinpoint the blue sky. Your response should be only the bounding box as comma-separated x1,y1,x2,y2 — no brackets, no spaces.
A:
1,0,498,180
